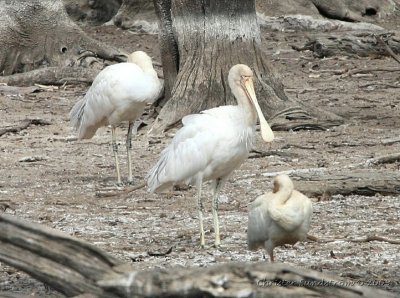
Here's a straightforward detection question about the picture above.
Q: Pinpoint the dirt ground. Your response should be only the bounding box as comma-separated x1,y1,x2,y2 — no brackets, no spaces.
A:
0,20,400,297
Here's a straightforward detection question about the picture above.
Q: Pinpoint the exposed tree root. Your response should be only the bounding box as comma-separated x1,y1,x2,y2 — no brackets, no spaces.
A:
0,67,99,87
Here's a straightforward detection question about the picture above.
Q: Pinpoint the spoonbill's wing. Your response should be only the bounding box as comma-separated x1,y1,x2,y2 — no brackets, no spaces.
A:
247,193,272,250
70,63,158,139
147,106,242,192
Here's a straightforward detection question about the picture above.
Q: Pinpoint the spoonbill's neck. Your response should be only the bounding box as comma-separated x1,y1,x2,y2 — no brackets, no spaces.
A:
234,88,258,126
271,179,293,206
141,64,158,79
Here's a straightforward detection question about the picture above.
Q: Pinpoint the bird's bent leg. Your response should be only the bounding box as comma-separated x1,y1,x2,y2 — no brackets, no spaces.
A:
126,121,134,185
212,178,223,247
111,127,122,186
196,178,205,248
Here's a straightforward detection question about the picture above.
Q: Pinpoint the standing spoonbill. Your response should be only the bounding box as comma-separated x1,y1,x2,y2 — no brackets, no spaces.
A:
70,51,162,186
147,64,274,248
247,174,312,262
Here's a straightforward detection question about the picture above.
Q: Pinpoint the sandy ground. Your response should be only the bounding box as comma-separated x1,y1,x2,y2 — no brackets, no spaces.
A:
0,21,399,297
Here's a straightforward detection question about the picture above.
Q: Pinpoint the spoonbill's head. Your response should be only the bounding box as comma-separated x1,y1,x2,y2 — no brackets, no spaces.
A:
272,174,293,193
127,51,154,71
228,64,274,142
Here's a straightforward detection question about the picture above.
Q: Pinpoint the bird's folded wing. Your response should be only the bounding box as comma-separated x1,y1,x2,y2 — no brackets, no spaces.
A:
147,113,221,192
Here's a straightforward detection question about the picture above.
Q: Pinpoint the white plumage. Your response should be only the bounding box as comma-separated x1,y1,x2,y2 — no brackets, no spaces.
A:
70,51,162,185
148,64,274,248
247,174,313,262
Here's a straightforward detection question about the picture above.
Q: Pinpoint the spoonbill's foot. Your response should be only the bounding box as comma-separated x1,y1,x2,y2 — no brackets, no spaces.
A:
126,179,134,186
115,181,124,188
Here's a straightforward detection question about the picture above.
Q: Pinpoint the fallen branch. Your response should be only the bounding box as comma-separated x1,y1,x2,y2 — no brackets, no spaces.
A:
308,67,400,80
359,82,400,89
307,234,318,242
0,119,51,137
382,137,400,145
271,119,343,131
349,235,400,245
365,153,400,166
255,169,400,197
258,14,384,32
0,213,396,298
249,149,298,159
297,32,400,59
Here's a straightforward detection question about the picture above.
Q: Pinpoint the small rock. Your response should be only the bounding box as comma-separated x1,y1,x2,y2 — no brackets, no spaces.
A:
343,261,354,267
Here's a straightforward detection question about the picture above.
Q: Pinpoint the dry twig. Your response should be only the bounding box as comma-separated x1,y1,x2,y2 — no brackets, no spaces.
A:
0,119,51,137
376,35,400,64
95,182,146,198
314,235,400,245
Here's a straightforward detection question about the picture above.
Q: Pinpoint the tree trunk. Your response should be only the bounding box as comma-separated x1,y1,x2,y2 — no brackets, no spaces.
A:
150,0,343,134
152,0,178,103
0,0,125,77
0,213,396,298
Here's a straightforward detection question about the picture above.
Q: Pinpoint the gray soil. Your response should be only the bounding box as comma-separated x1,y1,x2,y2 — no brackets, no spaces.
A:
0,22,399,296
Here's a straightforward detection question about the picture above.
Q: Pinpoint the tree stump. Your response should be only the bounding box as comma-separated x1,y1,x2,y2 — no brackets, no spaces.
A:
150,0,343,134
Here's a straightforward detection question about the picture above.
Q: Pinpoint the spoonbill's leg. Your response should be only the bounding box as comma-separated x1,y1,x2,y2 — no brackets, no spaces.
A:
265,243,275,262
270,252,275,262
196,177,205,248
126,121,134,185
111,127,122,186
212,178,223,247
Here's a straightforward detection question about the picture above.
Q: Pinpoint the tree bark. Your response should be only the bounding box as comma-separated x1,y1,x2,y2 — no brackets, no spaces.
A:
152,0,178,103
150,0,343,134
0,213,396,298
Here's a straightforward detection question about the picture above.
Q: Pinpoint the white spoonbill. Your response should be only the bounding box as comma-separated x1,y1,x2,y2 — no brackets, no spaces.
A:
247,174,312,262
147,64,274,248
70,51,162,186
